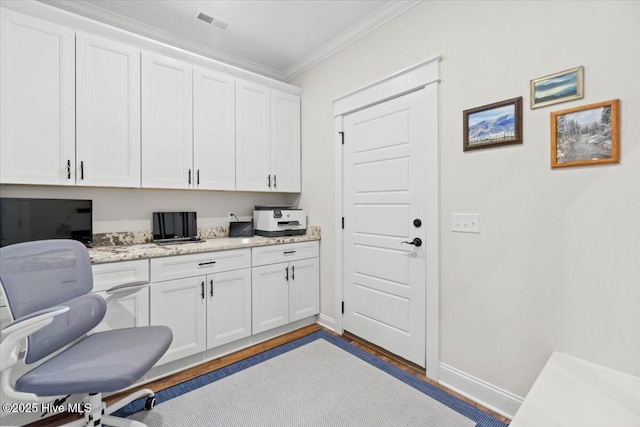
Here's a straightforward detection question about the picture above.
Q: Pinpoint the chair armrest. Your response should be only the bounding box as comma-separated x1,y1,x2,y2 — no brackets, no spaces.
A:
1,306,69,335
104,281,150,304
1,306,69,372
106,280,150,295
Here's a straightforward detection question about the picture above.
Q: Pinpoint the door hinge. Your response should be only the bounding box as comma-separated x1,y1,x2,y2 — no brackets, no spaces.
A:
339,131,344,145
342,217,345,229
341,301,345,314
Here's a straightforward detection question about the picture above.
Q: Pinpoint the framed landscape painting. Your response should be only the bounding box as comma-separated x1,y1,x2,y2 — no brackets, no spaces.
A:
463,97,523,151
550,99,619,168
531,66,584,109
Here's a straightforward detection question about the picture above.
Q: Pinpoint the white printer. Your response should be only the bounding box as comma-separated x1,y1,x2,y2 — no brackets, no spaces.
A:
253,206,306,237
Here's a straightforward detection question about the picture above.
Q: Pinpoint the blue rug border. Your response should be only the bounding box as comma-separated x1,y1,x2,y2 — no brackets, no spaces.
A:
115,330,507,427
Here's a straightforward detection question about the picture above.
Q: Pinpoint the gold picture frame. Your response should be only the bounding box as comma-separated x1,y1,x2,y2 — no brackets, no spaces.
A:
531,66,584,109
550,99,620,168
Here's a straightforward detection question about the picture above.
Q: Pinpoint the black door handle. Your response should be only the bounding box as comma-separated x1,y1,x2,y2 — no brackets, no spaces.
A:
210,279,213,297
201,281,205,299
401,238,422,247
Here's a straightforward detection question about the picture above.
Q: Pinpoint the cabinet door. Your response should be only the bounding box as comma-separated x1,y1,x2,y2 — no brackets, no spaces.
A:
289,258,320,322
150,277,206,365
252,262,289,334
206,269,251,349
0,9,75,185
91,259,150,333
236,80,271,192
142,52,193,189
76,33,141,187
92,287,150,333
193,67,235,190
271,90,301,193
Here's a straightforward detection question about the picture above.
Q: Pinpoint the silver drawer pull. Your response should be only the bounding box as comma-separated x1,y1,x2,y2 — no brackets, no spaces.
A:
283,251,296,255
198,261,216,266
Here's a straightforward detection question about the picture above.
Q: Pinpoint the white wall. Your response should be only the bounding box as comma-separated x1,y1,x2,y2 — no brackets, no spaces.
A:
0,185,288,233
291,0,640,399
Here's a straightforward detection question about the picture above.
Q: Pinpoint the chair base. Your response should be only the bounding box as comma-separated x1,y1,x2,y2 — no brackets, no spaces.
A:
60,388,155,427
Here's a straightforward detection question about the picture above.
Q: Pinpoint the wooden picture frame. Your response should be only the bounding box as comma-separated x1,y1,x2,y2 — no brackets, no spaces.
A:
463,97,523,151
531,66,584,109
550,99,619,168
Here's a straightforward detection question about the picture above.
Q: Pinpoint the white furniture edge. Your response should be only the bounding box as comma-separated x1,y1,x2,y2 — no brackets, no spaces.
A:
1,1,301,95
439,363,524,419
509,351,640,427
332,56,441,381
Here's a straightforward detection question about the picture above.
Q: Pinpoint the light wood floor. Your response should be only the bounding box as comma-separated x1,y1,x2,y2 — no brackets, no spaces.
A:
29,324,510,426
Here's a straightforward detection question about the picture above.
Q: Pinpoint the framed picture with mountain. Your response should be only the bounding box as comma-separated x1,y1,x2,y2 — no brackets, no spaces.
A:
463,97,523,151
550,99,620,168
531,66,584,109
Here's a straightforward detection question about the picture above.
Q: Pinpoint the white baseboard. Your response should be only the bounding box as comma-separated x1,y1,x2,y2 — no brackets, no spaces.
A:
439,363,523,419
317,314,336,331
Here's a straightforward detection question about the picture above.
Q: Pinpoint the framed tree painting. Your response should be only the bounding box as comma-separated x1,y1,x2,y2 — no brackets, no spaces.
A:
550,99,620,168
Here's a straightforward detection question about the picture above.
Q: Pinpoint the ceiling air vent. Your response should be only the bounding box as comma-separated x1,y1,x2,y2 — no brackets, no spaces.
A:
194,9,231,31
196,12,214,24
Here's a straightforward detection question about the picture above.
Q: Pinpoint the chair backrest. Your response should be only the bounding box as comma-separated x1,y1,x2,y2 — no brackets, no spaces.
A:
0,240,106,364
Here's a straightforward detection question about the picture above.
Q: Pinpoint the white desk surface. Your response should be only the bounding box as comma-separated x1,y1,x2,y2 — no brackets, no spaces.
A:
510,352,640,427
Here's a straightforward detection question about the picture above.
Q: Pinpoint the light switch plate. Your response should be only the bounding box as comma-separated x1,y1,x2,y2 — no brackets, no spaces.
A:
452,213,480,233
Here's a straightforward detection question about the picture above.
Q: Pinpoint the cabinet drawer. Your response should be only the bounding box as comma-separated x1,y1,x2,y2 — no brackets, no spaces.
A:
150,249,251,282
252,241,319,267
92,259,150,293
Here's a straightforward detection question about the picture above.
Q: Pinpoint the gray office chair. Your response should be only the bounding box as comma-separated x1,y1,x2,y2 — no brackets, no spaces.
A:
0,240,172,427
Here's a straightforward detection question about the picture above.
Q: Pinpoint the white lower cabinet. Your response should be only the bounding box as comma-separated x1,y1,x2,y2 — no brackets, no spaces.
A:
148,249,252,365
150,276,207,364
91,259,150,333
252,263,290,334
206,268,252,348
252,242,320,334
289,257,320,322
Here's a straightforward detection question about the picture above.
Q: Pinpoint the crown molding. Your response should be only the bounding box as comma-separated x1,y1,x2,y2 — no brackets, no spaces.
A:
37,0,420,82
40,0,283,80
281,1,422,82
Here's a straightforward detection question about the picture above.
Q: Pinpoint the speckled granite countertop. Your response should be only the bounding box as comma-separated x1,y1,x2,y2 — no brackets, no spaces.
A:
89,229,320,264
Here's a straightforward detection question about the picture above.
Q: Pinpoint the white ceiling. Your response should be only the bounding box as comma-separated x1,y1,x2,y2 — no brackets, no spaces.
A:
43,0,419,81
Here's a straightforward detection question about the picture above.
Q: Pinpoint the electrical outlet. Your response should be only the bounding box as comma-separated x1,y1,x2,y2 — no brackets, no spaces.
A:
228,212,236,222
452,213,480,233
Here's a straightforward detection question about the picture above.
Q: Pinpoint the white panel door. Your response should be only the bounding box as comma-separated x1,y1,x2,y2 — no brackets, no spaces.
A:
206,268,251,349
252,262,288,334
193,67,235,190
236,80,271,191
150,277,206,364
0,9,75,185
76,33,141,187
343,89,428,367
141,52,193,189
271,89,301,193
289,258,319,322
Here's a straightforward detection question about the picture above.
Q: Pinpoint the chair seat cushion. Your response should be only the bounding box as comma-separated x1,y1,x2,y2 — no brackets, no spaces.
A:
16,326,172,396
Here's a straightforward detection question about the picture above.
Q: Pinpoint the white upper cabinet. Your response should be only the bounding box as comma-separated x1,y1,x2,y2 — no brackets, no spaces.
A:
271,89,301,193
76,33,141,187
193,67,236,190
236,81,301,193
235,80,271,192
0,9,75,185
141,52,193,189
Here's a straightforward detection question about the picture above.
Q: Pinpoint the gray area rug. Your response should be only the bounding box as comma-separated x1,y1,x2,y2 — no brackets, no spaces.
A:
130,339,476,426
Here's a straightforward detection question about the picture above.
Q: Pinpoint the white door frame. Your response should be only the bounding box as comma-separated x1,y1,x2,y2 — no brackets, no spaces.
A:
333,56,441,380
